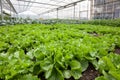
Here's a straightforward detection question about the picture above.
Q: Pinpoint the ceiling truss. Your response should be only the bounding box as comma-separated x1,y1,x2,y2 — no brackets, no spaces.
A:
6,0,17,13
39,0,85,15
18,0,61,6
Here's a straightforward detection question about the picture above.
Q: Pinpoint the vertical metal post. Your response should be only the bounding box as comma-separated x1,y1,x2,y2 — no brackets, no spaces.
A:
10,6,12,22
16,13,17,21
73,4,76,19
57,9,58,19
91,0,94,20
87,0,89,20
92,0,95,19
0,0,4,21
118,2,120,18
57,9,59,23
105,1,107,19
90,0,92,19
104,0,106,19
16,13,18,23
112,0,114,19
101,0,104,19
79,3,81,20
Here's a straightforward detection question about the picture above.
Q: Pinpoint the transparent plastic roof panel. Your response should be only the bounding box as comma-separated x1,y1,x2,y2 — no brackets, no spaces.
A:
1,0,91,19
0,0,16,14
10,0,79,14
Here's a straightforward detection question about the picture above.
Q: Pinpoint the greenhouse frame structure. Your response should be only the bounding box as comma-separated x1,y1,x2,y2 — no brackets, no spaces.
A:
0,0,120,21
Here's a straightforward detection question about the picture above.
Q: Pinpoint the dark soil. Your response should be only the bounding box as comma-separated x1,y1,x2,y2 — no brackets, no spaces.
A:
88,32,99,37
38,72,46,80
80,63,100,80
66,63,100,80
79,28,85,30
114,46,120,55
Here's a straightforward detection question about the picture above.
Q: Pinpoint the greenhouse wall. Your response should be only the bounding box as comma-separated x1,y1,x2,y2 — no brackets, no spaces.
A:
93,0,120,19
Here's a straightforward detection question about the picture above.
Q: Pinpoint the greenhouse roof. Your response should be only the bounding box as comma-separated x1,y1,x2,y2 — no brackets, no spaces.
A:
2,0,85,14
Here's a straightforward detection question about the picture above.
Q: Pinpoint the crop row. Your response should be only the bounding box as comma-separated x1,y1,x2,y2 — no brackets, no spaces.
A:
0,24,120,80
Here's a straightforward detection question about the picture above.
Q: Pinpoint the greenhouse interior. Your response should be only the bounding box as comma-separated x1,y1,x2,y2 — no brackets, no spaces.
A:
0,0,120,80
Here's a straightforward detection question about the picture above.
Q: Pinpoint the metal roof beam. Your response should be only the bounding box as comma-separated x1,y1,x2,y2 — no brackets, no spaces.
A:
50,0,67,4
39,0,85,15
6,0,17,14
3,3,53,9
18,0,61,6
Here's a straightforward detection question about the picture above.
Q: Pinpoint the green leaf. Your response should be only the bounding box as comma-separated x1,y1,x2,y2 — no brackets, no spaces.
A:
71,69,82,79
33,62,41,75
95,76,108,80
109,70,120,80
91,59,98,70
19,74,39,80
70,60,82,79
70,60,81,70
108,54,120,69
19,50,25,59
40,60,53,71
45,69,53,79
63,70,71,79
98,56,116,72
80,60,88,72
65,54,74,61
26,50,34,59
55,61,66,69
33,47,46,60
48,67,64,80
14,51,20,58
102,70,116,80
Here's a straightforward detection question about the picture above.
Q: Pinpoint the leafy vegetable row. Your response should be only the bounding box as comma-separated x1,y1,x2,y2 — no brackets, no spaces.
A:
0,24,120,80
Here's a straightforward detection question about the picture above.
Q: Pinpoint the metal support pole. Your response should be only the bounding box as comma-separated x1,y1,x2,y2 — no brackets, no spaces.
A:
16,13,18,23
101,0,104,19
90,0,94,19
112,0,114,19
87,0,89,20
118,2,120,18
79,3,81,20
79,11,81,20
0,0,4,21
15,13,17,21
73,4,75,19
105,1,107,19
57,9,58,19
10,6,12,22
